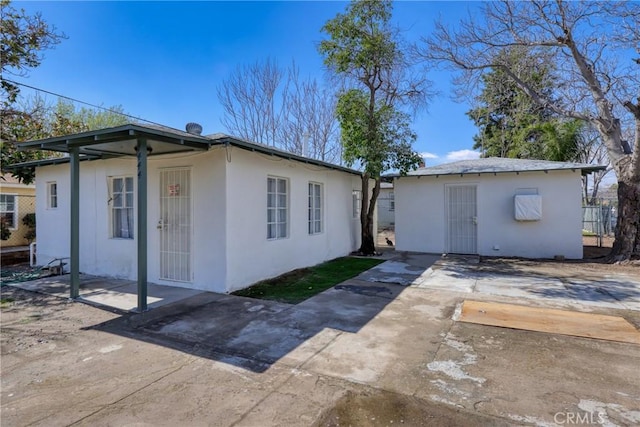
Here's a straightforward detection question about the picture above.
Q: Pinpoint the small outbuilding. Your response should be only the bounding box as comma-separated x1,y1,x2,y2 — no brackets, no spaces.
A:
393,158,605,259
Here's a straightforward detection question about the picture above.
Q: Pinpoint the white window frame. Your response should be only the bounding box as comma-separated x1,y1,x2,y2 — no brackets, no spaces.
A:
0,194,18,229
308,182,323,235
267,176,289,240
352,190,361,218
47,182,58,209
109,176,134,239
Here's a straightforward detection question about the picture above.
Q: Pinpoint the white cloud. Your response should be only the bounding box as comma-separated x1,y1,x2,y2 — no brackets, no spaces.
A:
446,149,481,161
420,151,439,160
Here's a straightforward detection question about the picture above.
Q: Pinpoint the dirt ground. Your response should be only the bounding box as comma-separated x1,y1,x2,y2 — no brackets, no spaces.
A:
2,245,640,426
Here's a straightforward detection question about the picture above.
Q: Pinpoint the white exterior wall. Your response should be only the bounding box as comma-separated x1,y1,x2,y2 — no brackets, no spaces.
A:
224,148,361,292
395,170,584,259
35,147,360,293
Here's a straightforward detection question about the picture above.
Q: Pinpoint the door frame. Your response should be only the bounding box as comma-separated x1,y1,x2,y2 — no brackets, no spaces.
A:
444,183,478,255
158,166,194,282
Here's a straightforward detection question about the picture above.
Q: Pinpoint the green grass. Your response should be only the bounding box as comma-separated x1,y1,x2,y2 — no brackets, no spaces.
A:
232,256,384,304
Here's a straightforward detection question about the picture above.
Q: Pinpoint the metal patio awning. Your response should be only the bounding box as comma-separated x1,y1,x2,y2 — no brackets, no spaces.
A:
19,123,211,312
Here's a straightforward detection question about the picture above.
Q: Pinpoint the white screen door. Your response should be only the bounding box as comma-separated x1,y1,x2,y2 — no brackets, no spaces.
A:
159,168,192,281
446,185,477,254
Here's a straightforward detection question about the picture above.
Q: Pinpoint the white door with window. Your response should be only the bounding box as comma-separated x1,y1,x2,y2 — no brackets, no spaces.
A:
446,185,477,254
159,168,192,282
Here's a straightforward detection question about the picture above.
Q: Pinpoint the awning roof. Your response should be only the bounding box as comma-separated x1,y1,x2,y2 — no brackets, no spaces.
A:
18,123,212,158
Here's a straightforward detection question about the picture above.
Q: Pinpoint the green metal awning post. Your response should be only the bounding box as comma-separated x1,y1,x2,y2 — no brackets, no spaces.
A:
70,147,80,298
136,138,148,312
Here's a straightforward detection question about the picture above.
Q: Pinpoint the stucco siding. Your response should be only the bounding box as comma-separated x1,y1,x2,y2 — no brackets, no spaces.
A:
224,148,360,292
35,163,74,267
35,147,359,293
395,170,583,259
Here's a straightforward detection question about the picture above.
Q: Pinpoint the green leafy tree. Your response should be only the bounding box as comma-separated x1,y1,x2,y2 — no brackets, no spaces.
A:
0,0,64,106
319,0,429,254
2,98,129,183
1,0,64,180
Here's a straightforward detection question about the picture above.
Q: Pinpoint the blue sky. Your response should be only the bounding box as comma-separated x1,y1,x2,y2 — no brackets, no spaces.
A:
13,1,483,165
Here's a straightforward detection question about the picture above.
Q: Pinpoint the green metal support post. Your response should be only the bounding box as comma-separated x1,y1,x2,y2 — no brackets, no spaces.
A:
136,139,148,312
70,147,80,298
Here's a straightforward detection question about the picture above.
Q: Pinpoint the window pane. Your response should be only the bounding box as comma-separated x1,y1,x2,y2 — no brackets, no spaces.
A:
315,185,321,198
113,194,122,208
315,221,321,233
277,178,286,193
125,177,134,191
267,193,276,208
267,223,276,239
126,193,133,207
267,208,275,223
277,223,287,238
277,194,287,208
278,208,287,222
267,178,275,193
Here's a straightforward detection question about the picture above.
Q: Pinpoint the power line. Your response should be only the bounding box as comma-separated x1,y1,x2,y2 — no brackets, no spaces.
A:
1,78,169,129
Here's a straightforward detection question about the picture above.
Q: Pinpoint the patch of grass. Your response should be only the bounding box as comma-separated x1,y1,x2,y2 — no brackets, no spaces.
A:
232,256,384,304
1,297,15,307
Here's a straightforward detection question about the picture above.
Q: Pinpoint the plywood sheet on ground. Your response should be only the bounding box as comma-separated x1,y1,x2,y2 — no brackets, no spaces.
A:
459,300,640,344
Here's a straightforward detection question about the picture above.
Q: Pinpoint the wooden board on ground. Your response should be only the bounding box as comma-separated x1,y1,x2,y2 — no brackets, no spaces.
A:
459,300,640,345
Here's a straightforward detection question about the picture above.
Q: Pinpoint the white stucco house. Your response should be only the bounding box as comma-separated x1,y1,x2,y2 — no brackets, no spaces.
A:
18,123,363,309
393,158,605,259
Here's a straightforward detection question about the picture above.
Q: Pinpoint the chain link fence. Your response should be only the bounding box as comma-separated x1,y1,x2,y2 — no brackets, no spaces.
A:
1,194,36,248
582,197,617,247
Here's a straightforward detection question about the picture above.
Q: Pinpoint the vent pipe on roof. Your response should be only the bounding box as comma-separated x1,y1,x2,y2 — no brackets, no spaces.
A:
186,122,203,135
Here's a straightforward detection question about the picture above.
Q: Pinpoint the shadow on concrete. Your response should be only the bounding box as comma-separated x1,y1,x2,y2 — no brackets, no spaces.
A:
85,279,412,373
468,258,640,308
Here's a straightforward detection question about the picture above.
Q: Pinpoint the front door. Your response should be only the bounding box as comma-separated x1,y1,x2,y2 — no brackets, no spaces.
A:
446,185,477,254
159,168,192,282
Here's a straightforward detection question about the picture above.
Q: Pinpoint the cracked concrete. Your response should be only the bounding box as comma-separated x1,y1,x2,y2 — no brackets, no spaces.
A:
2,252,640,426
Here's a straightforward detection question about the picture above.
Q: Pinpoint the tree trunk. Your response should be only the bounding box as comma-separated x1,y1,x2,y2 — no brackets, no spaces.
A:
610,179,640,261
358,176,381,255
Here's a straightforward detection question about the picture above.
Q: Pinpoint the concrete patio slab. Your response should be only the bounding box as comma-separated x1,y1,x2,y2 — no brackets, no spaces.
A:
7,273,204,312
3,251,640,426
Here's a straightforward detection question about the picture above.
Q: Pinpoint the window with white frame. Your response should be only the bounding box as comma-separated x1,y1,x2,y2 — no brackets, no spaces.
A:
110,176,134,239
308,182,323,234
47,182,58,209
389,191,395,211
0,194,17,228
352,190,361,218
267,176,288,239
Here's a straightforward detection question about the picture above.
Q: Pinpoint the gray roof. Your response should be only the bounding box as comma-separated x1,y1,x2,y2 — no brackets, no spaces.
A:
12,123,361,176
397,157,606,177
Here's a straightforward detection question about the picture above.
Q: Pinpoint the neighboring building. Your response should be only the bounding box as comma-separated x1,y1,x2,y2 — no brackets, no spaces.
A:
377,182,395,229
0,174,36,247
393,158,605,259
21,124,363,295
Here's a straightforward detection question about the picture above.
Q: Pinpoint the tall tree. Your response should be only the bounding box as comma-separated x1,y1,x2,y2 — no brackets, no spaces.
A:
418,0,640,261
2,98,129,183
0,0,64,106
468,47,558,158
217,59,341,163
1,0,64,180
319,0,429,254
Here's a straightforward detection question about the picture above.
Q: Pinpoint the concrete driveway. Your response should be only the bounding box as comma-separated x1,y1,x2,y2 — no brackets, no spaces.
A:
2,252,639,426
